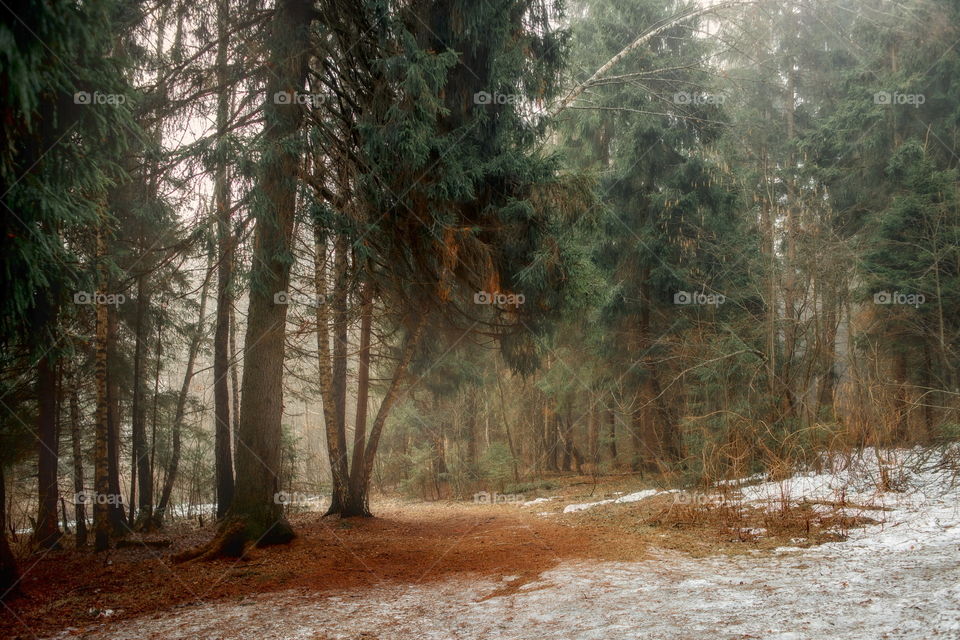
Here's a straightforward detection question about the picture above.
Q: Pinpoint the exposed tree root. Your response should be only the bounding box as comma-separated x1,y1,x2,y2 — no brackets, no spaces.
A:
172,517,295,563
134,515,164,534
172,521,248,563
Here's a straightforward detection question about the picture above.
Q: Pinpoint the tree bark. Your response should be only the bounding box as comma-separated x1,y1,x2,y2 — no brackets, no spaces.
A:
0,467,19,600
33,352,62,549
327,233,351,512
347,282,373,508
105,305,126,533
587,401,599,469
131,273,157,529
219,0,312,549
93,227,112,551
69,376,87,547
314,226,350,515
156,258,212,522
341,316,425,517
607,408,617,465
230,294,241,470
213,0,235,520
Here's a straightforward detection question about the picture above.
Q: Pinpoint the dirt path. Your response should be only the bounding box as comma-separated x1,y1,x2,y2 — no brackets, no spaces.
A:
10,469,960,640
37,514,960,640
1,501,644,639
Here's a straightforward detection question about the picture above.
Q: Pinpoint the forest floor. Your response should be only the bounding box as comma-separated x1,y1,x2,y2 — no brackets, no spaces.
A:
5,450,960,639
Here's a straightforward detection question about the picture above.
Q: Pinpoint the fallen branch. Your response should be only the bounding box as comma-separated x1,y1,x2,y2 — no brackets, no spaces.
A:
548,0,752,118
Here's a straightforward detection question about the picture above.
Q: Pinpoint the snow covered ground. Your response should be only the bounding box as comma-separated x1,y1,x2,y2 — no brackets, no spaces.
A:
51,450,960,640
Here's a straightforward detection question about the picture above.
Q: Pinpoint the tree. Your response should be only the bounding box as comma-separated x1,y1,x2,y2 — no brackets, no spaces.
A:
215,0,314,551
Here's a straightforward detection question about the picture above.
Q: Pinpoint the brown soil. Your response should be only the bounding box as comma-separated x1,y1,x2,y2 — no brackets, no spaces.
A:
2,476,880,638
0,499,644,639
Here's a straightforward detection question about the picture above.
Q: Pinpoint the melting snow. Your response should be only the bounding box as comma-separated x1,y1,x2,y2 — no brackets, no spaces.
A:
562,488,666,513
53,450,960,640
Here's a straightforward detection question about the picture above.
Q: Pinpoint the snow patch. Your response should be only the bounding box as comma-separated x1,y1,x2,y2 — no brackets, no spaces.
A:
562,488,666,513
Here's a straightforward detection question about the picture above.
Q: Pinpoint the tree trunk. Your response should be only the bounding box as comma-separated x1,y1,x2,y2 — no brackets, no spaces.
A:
921,342,934,442
93,227,112,551
213,0,235,520
607,408,617,465
327,232,351,513
543,404,559,472
148,299,164,517
465,388,478,470
559,413,572,472
314,226,350,515
230,294,241,470
131,273,157,529
587,402,599,469
33,352,62,549
219,0,312,549
346,283,373,508
105,306,126,533
69,377,87,547
0,467,19,600
816,282,838,420
892,350,909,442
341,316,425,517
630,406,649,473
156,257,213,522
638,273,680,465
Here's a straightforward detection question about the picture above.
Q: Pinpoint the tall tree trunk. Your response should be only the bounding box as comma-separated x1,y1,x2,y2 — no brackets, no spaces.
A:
69,376,87,547
221,0,312,548
587,401,599,469
637,273,678,466
156,258,213,521
105,306,126,533
346,283,373,508
342,316,425,517
607,408,617,465
543,404,559,472
213,0,235,520
149,300,163,515
327,232,351,512
781,62,799,423
230,295,241,469
33,351,62,549
630,406,648,473
892,350,909,442
816,280,839,420
314,226,350,515
465,388,478,470
131,273,156,529
559,413,572,472
93,228,112,551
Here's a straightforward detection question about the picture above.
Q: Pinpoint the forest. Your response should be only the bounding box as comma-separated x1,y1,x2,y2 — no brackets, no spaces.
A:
2,0,959,637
